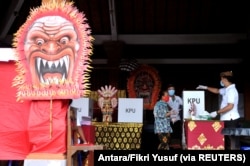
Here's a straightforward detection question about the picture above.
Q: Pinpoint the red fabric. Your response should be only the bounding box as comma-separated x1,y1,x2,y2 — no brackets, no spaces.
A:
0,61,31,159
82,125,95,144
185,120,225,150
28,100,68,153
0,61,67,159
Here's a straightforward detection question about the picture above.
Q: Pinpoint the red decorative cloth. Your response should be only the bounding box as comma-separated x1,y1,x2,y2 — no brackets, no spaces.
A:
185,120,225,150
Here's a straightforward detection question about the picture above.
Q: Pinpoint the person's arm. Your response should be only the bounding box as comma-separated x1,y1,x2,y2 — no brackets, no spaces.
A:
166,111,172,117
196,85,220,94
75,109,87,144
206,86,220,94
217,103,234,114
77,126,87,143
210,102,234,118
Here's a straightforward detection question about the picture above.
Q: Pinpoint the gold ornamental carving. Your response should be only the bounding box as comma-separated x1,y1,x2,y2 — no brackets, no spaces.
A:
212,121,222,132
188,121,197,131
197,133,207,145
216,145,225,150
203,144,214,150
190,145,201,150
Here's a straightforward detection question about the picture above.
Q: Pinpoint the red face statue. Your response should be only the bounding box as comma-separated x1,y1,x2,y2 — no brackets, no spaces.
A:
134,71,154,104
24,16,79,86
127,65,161,110
12,2,93,101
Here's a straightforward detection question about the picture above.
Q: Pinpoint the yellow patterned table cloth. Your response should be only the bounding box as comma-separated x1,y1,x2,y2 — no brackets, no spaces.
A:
92,122,143,150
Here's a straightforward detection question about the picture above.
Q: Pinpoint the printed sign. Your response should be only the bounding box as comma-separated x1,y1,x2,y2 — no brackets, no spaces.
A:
70,98,93,118
183,91,205,119
118,98,143,123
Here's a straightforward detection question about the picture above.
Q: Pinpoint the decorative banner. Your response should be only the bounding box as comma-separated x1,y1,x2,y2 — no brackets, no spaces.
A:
127,64,161,110
185,120,224,150
12,1,93,100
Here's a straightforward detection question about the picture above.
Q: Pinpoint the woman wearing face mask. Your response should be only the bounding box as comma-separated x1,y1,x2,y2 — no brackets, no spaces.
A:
153,90,173,150
167,84,183,147
196,71,240,150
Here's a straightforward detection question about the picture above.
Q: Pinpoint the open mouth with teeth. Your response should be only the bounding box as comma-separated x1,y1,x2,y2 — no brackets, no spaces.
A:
35,55,69,84
139,92,151,104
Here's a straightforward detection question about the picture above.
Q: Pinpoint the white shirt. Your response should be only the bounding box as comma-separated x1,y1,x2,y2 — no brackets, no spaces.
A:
219,84,240,121
167,95,183,121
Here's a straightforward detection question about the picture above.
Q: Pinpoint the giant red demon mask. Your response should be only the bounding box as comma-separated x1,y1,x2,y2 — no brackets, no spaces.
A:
12,1,93,101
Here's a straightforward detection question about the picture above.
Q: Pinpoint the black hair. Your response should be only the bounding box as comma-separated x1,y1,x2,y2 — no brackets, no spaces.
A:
167,84,175,89
220,71,235,83
158,90,168,100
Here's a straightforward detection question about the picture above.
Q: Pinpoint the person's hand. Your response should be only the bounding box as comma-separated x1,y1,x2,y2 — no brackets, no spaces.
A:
166,112,172,117
170,114,177,118
170,110,177,115
196,85,207,90
171,117,177,123
209,111,217,118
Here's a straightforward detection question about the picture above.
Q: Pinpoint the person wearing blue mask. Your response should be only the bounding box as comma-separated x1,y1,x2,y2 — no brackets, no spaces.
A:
166,84,183,149
196,71,240,150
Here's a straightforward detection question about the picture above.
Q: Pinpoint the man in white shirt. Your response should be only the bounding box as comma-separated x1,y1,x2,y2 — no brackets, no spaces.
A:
167,84,183,148
196,71,240,150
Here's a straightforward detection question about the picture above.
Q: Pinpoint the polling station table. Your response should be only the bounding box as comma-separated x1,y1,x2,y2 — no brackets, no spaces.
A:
184,120,225,150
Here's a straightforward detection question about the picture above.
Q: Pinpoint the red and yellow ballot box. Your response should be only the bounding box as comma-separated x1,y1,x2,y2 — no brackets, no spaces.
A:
184,120,225,150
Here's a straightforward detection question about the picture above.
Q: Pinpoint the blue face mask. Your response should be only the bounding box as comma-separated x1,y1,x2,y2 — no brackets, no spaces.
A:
168,89,175,96
220,80,224,87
